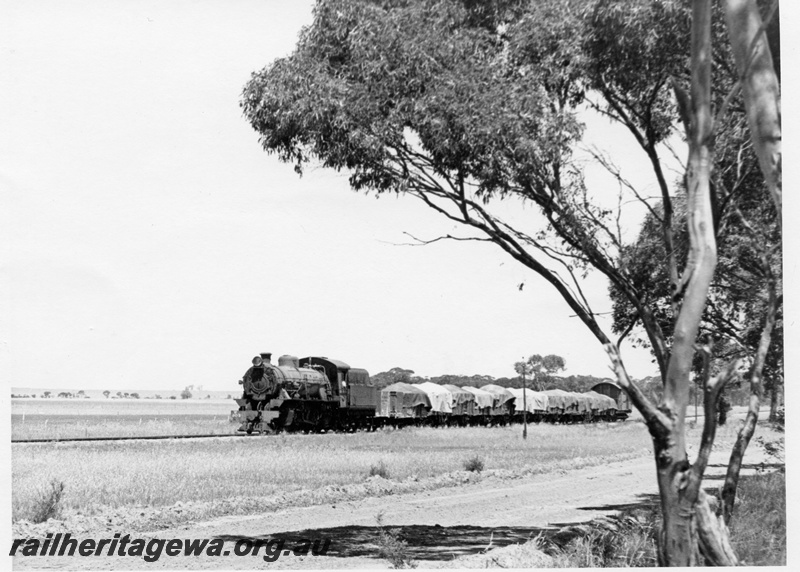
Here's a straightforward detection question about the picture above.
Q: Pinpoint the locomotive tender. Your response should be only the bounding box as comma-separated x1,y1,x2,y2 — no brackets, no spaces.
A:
233,352,631,434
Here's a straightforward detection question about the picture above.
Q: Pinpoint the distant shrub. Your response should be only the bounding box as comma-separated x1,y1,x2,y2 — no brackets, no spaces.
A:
30,479,65,523
464,455,484,473
369,461,390,479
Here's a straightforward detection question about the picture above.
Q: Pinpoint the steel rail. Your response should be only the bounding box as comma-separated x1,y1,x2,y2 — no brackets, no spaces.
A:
11,433,255,444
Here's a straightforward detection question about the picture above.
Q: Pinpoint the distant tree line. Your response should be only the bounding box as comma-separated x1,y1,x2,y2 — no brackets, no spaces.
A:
369,367,753,406
12,390,90,399
369,365,613,393
11,390,231,400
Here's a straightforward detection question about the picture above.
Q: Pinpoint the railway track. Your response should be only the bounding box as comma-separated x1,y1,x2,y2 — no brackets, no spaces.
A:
11,433,253,444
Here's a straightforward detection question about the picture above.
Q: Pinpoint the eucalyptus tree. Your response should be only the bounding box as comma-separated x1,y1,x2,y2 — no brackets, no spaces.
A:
241,0,780,564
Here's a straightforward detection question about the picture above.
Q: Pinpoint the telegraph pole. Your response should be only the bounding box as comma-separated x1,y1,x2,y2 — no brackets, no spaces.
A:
522,358,528,440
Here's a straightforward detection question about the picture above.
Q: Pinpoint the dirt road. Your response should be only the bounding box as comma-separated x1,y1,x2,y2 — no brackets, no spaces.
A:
13,422,780,570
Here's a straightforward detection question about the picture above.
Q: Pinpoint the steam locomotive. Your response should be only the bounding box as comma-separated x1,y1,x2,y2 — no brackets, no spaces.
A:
233,353,376,434
232,352,631,434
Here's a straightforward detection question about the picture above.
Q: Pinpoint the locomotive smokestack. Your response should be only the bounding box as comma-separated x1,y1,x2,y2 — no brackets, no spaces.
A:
260,352,272,364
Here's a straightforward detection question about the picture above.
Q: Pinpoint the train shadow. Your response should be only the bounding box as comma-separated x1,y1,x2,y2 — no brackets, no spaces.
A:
564,492,661,516
214,524,555,561
705,462,784,471
213,492,665,562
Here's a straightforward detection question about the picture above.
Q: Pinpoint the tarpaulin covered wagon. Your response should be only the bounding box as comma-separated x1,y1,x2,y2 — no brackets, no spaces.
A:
479,384,516,423
509,388,549,422
569,392,592,415
542,388,578,421
412,382,453,425
590,381,631,420
443,384,476,421
412,382,453,413
461,386,495,422
379,382,430,420
480,384,515,407
584,390,619,420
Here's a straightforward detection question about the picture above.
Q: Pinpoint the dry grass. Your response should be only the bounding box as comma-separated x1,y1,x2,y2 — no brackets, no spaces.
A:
12,416,239,440
549,510,659,568
728,470,786,566
12,398,234,416
12,422,650,523
12,398,237,440
545,469,785,567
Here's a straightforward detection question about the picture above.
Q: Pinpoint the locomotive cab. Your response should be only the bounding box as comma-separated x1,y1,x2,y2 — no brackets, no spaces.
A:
299,356,348,400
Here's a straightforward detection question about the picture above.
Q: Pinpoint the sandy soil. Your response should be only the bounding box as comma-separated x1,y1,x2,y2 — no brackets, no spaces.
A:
12,418,782,570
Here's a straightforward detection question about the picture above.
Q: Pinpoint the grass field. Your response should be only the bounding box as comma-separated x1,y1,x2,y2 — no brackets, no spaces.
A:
12,397,234,416
11,398,238,440
12,422,651,524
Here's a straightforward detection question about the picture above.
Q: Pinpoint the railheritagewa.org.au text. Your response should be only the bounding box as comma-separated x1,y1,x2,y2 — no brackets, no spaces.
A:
10,533,331,562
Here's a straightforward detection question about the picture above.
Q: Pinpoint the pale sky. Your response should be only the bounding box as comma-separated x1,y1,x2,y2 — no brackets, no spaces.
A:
1,1,794,392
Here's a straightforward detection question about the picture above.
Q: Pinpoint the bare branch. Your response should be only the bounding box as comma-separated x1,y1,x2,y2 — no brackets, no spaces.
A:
605,343,671,437
394,232,493,246
585,145,662,223
615,314,640,349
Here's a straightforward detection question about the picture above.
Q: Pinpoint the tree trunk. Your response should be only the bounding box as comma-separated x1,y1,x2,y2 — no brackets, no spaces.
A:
769,376,782,421
653,0,719,564
717,395,730,425
654,457,698,565
695,489,739,564
720,286,779,522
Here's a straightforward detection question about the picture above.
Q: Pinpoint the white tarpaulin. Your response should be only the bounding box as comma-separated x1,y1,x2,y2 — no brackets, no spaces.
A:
413,382,453,413
443,384,473,406
509,388,549,412
461,386,495,409
480,384,516,407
